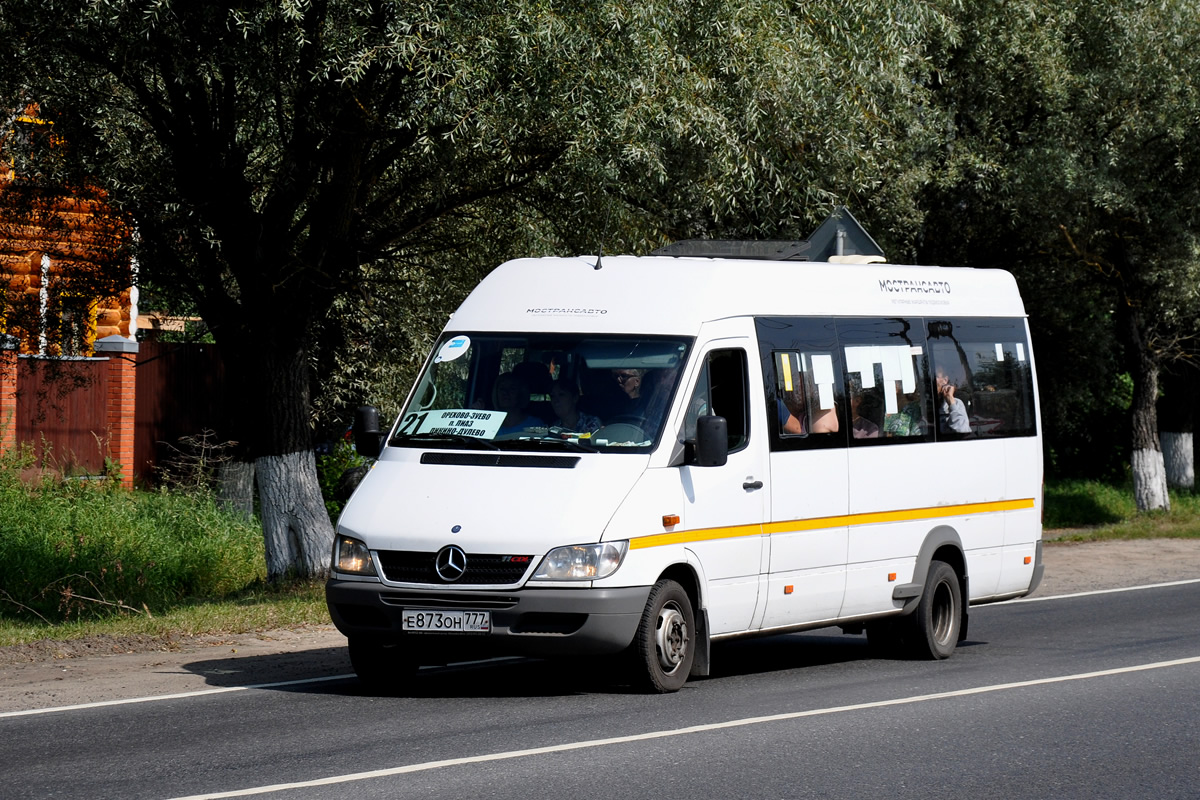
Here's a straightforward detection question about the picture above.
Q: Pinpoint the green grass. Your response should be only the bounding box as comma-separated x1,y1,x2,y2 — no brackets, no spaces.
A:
1044,479,1200,540
0,478,266,622
0,580,328,647
0,446,334,648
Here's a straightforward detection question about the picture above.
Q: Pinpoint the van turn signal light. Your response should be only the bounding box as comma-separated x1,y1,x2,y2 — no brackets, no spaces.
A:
662,514,680,528
888,572,897,582
1024,556,1032,564
784,585,794,595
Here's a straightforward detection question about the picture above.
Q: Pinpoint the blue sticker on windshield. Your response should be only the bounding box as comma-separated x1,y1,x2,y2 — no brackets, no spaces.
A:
435,336,471,363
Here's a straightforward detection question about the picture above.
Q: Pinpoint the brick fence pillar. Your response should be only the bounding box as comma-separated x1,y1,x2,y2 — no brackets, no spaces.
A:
0,334,18,455
93,334,139,488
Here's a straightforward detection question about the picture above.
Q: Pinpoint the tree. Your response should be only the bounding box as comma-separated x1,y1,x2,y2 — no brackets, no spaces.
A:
919,0,1200,509
0,0,949,577
309,0,958,428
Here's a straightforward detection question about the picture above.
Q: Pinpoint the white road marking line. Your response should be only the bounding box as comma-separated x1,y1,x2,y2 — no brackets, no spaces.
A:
1004,577,1200,604
165,655,1200,799
0,675,356,719
4,578,1198,720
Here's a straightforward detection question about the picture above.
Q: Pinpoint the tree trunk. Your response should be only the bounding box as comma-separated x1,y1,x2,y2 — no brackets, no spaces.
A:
1157,371,1195,491
219,326,334,580
1160,432,1194,490
217,459,256,521
1127,312,1169,511
256,450,332,580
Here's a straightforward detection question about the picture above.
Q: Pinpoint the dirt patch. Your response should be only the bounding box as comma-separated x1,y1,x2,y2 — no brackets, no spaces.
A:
1032,537,1200,595
0,632,188,667
2,538,1199,713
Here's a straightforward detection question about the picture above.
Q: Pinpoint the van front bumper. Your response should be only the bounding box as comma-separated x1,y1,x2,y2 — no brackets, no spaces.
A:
326,579,651,660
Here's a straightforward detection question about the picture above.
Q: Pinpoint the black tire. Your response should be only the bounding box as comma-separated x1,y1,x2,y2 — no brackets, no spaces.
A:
629,579,695,693
348,637,418,689
906,560,962,659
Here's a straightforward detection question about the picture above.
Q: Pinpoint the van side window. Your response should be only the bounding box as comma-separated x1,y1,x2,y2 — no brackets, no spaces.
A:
837,318,932,445
774,351,840,437
755,316,846,451
927,318,1037,439
684,348,749,451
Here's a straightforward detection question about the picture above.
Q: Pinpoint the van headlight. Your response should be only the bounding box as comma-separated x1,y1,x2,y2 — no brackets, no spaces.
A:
533,541,627,581
334,535,377,576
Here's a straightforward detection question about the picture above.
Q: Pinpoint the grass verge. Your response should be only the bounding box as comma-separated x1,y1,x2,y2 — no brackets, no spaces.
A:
1044,479,1200,540
0,581,329,648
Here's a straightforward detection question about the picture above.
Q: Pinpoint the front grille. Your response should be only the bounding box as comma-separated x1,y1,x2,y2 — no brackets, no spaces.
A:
376,550,533,585
420,453,580,468
378,592,519,610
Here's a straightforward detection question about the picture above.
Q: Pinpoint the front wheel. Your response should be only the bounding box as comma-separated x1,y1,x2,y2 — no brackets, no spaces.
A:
906,560,962,659
629,579,695,693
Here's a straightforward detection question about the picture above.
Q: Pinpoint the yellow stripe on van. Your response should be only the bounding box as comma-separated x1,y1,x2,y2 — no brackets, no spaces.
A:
628,497,1036,550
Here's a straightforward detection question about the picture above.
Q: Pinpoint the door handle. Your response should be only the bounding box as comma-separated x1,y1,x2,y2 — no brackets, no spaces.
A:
743,479,764,491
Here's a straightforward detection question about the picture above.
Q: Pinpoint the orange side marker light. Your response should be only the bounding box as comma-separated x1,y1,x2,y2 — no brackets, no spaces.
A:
784,585,794,595
1024,556,1032,564
662,514,680,528
888,572,897,582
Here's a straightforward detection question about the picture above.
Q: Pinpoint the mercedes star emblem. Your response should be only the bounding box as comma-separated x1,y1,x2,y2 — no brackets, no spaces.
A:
434,545,467,582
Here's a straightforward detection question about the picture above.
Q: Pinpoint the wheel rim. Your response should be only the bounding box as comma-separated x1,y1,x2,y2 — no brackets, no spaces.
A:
655,601,690,673
931,580,955,646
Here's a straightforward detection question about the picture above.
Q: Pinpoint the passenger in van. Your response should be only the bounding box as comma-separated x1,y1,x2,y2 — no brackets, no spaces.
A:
549,380,602,433
884,392,924,437
778,390,839,435
849,380,881,439
493,372,548,436
611,368,649,417
936,367,972,434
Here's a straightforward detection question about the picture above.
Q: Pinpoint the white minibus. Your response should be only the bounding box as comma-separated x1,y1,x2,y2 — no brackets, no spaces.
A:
327,233,1043,692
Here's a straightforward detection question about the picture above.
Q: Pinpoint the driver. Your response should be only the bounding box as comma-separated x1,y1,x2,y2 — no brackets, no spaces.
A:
611,367,647,416
493,372,547,436
549,380,602,433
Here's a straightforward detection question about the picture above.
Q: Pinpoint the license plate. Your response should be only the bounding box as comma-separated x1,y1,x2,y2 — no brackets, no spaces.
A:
402,609,491,633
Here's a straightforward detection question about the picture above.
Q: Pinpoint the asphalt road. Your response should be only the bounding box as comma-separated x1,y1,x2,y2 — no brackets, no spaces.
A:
3,580,1199,800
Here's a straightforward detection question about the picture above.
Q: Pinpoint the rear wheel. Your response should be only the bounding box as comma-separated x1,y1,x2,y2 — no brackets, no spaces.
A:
348,637,418,689
630,579,695,693
906,560,962,659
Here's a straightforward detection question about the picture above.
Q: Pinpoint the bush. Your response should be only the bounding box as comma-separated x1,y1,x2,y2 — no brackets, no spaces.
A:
316,437,368,523
0,448,265,623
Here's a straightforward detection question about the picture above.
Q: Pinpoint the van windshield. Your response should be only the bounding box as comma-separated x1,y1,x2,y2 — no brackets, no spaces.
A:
390,333,692,453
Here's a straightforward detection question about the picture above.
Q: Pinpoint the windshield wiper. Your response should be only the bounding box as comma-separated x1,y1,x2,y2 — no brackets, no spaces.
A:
391,433,501,450
525,436,597,453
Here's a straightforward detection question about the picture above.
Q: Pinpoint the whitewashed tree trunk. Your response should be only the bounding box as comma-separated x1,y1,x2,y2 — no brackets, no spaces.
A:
1160,432,1194,490
217,459,256,521
1131,448,1170,512
1126,311,1168,512
256,450,335,581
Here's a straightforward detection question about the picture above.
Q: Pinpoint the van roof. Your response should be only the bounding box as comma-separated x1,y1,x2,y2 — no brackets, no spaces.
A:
447,256,1027,336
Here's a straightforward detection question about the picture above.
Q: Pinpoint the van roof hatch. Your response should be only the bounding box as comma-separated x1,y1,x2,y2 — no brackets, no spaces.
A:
650,206,886,263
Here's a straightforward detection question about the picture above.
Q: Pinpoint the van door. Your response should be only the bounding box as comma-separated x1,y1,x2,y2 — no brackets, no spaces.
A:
674,336,769,635
756,320,850,629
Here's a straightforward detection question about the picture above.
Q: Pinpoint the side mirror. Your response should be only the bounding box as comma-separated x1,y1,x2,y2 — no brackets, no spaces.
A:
694,415,729,467
353,405,384,459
